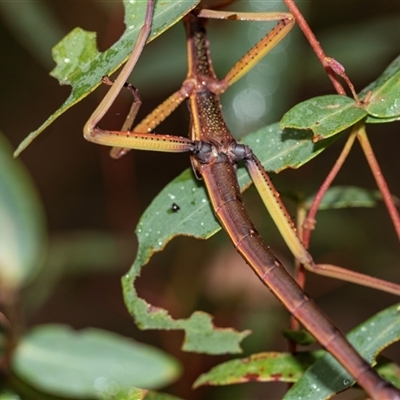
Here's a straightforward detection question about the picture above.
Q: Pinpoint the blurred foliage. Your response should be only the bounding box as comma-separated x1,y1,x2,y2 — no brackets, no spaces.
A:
0,0,399,399
0,132,46,287
12,325,181,398
0,132,182,398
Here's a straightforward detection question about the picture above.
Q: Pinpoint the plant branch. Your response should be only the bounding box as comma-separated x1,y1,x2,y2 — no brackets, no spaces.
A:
357,127,400,241
302,128,358,247
282,0,346,95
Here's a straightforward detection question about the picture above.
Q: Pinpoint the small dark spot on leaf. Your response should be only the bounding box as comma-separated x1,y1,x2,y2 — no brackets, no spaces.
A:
244,373,260,381
227,13,238,20
271,373,283,381
171,203,180,212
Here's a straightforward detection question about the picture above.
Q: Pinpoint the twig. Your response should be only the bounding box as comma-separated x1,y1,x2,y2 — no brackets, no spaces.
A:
357,126,400,241
302,127,358,247
282,0,346,95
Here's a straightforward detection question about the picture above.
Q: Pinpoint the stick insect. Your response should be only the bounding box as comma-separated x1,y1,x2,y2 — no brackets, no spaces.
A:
84,1,400,397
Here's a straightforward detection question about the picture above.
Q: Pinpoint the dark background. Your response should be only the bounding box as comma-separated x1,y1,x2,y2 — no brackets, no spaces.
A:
1,1,400,399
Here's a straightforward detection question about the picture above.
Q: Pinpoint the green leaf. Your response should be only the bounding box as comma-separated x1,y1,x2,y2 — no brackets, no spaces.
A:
366,73,400,118
281,55,400,130
14,0,199,156
280,95,367,141
122,122,337,355
193,351,324,388
375,358,400,390
304,185,382,210
0,132,46,287
366,114,400,124
112,388,183,400
360,55,400,97
361,55,400,119
284,303,400,399
121,289,250,355
194,305,400,394
12,325,181,399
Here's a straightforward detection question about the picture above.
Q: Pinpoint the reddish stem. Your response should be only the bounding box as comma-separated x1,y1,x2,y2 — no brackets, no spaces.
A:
325,57,360,103
281,0,348,362
283,1,399,242
282,0,346,95
282,0,399,375
302,129,357,247
357,128,400,241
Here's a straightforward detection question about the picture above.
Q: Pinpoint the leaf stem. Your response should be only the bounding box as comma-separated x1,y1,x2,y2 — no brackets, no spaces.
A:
302,128,357,247
357,127,400,241
282,0,346,95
